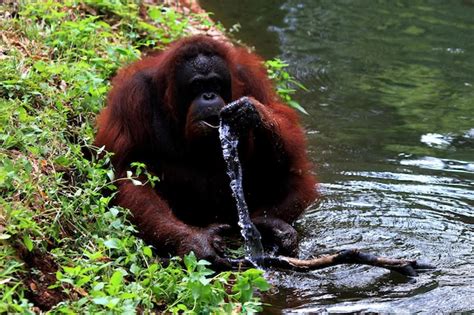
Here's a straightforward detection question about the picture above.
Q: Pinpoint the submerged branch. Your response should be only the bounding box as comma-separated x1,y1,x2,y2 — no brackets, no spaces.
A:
228,249,435,277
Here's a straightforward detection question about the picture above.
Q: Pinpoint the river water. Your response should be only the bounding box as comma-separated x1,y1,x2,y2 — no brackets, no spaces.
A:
203,1,474,312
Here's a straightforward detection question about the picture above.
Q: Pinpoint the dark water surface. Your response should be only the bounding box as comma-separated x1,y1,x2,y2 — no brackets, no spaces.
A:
202,1,474,312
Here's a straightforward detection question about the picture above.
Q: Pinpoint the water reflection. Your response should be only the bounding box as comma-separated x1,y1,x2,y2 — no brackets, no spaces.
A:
202,0,474,312
275,165,473,312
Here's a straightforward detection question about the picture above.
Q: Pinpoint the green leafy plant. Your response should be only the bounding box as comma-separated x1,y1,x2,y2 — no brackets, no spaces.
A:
265,58,309,114
128,162,160,188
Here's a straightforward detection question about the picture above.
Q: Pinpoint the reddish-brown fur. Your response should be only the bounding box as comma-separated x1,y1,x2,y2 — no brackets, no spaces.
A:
95,36,317,264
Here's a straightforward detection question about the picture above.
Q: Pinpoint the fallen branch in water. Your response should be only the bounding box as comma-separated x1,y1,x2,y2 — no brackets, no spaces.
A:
229,249,435,277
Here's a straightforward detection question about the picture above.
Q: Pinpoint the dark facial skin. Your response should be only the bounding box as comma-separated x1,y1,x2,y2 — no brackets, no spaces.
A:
175,54,232,140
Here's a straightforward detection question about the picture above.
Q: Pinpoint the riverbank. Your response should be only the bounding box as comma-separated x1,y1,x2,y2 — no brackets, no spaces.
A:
0,1,268,312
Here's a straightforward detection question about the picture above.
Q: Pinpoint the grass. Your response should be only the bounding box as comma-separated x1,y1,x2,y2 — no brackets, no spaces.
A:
0,1,271,313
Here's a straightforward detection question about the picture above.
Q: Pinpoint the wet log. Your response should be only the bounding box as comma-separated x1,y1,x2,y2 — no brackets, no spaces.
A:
229,249,435,277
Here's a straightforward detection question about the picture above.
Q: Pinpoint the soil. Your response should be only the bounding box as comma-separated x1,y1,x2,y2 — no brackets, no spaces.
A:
19,248,68,311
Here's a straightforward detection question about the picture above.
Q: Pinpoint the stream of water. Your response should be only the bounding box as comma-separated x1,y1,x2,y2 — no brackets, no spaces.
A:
204,0,474,312
219,113,264,266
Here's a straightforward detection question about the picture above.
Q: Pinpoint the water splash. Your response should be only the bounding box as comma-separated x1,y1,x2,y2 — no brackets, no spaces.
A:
219,120,264,266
